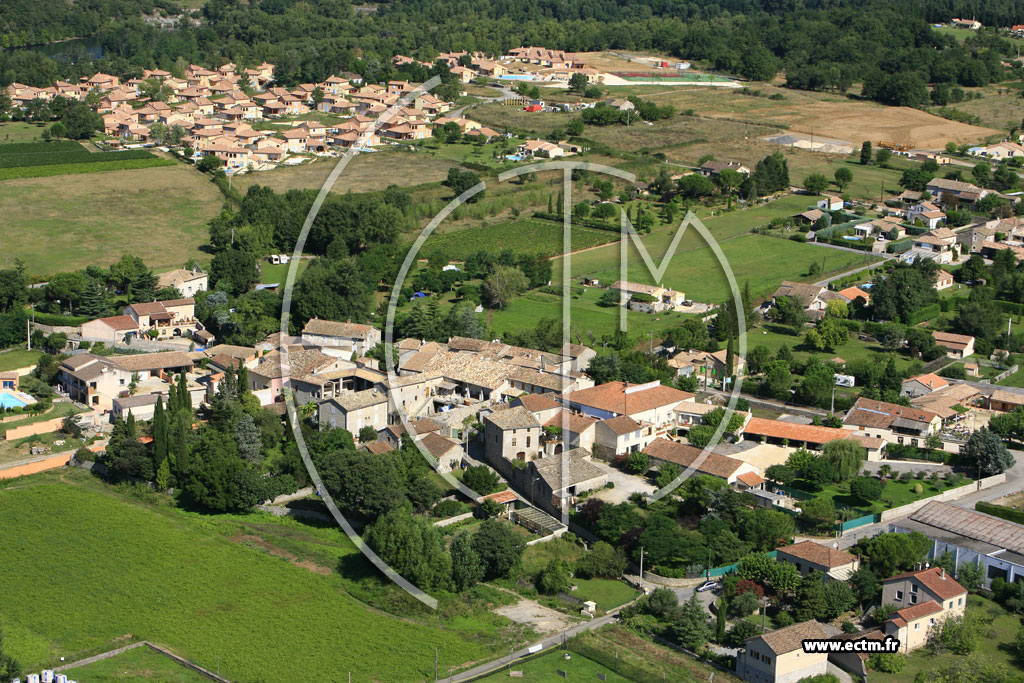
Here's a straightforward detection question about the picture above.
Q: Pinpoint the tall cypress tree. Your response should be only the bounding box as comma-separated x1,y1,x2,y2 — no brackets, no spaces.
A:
237,363,249,396
177,372,191,414
153,395,168,465
125,411,137,438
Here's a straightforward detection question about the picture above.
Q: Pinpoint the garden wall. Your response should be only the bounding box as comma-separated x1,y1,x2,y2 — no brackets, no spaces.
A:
0,450,73,479
2,416,66,441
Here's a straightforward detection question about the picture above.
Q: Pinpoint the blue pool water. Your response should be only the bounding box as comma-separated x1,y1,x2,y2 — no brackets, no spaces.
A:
842,235,861,241
0,392,28,409
498,74,535,81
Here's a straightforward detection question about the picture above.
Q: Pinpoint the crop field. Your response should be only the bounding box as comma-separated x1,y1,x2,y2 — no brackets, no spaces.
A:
0,141,173,180
0,473,517,682
421,218,618,260
232,150,460,195
608,82,1000,148
63,645,209,682
0,164,222,276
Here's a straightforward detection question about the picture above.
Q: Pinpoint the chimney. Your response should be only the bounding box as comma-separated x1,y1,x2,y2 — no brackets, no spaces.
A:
941,568,946,579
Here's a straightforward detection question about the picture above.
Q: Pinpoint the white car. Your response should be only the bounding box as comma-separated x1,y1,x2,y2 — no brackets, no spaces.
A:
696,580,720,593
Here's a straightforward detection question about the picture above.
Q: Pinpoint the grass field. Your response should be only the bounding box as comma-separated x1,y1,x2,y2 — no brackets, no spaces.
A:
0,164,222,276
0,348,41,372
258,258,309,285
0,122,46,144
558,232,876,304
799,478,972,515
872,595,1023,683
477,648,631,682
0,473,517,681
233,150,459,195
63,645,210,682
746,323,919,374
422,218,618,260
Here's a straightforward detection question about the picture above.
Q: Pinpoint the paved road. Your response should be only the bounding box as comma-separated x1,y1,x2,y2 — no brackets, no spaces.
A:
813,252,891,287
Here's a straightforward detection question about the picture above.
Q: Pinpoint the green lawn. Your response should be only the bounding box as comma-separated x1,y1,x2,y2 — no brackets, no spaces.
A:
872,595,1023,683
0,472,516,681
422,218,619,261
560,232,876,304
805,478,973,515
787,157,918,201
746,323,919,374
258,258,309,285
572,578,639,611
0,122,46,144
998,367,1024,387
477,648,631,682
63,645,210,682
0,348,41,372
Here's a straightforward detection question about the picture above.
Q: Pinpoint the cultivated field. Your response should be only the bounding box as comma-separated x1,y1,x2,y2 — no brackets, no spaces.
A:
232,150,459,195
601,83,1000,148
0,164,222,276
0,122,46,144
0,140,174,180
0,473,518,682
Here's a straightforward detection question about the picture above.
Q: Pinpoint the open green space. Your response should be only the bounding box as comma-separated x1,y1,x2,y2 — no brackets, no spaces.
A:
998,367,1024,387
0,472,516,681
746,323,919,374
0,164,222,276
572,578,638,611
0,141,173,180
477,648,631,682
0,348,42,372
0,429,85,467
0,122,47,144
63,645,210,682
258,258,309,285
560,232,876,304
423,218,618,261
787,157,918,201
872,594,1022,683
798,477,972,515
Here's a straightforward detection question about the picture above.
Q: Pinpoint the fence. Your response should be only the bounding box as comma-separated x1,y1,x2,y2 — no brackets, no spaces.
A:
876,473,1006,523
992,364,1020,384
54,641,228,682
838,513,879,532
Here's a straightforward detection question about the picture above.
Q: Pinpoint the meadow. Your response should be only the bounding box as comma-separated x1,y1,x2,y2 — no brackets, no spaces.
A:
62,645,210,682
0,164,222,276
421,218,618,260
556,231,876,304
0,348,42,372
476,648,630,682
0,472,520,681
0,122,47,144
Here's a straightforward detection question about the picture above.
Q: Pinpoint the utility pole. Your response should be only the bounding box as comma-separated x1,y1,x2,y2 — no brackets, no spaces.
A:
639,546,645,591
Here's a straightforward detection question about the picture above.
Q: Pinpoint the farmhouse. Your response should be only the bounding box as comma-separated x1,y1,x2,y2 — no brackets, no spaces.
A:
900,373,949,398
58,351,194,411
926,177,987,204
843,397,941,445
317,390,389,438
932,330,976,359
301,318,382,358
559,380,694,433
483,406,543,464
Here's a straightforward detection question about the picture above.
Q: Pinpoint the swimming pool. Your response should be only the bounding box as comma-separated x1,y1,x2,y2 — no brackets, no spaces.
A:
497,74,536,81
842,235,861,241
0,392,29,409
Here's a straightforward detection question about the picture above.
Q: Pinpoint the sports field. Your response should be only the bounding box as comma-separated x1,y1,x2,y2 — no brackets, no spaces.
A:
0,164,222,276
0,473,514,681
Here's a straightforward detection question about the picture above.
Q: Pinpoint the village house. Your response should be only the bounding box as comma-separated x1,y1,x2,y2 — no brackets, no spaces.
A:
668,349,745,388
58,351,195,412
156,269,208,298
318,390,389,439
901,373,949,398
775,541,860,581
926,177,987,204
610,281,685,312
699,160,751,177
643,438,761,486
932,330,976,359
559,380,694,437
881,566,968,653
844,397,942,447
736,620,830,683
816,195,843,211
907,202,946,230
300,318,382,358
483,406,543,464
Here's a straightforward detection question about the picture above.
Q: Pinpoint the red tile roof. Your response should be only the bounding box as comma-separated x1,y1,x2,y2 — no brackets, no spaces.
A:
777,541,857,568
743,417,855,445
482,490,517,504
893,600,942,622
884,567,966,601
563,381,692,416
643,438,746,479
736,472,766,487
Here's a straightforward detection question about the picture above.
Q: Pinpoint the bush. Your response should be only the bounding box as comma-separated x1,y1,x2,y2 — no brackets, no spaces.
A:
725,620,761,647
868,653,906,673
433,499,469,518
774,609,794,627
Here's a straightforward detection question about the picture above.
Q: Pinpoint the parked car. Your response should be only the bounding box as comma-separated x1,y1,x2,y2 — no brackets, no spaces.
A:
696,580,720,593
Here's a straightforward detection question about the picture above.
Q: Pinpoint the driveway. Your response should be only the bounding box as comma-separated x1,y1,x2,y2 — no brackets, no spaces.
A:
587,459,656,504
